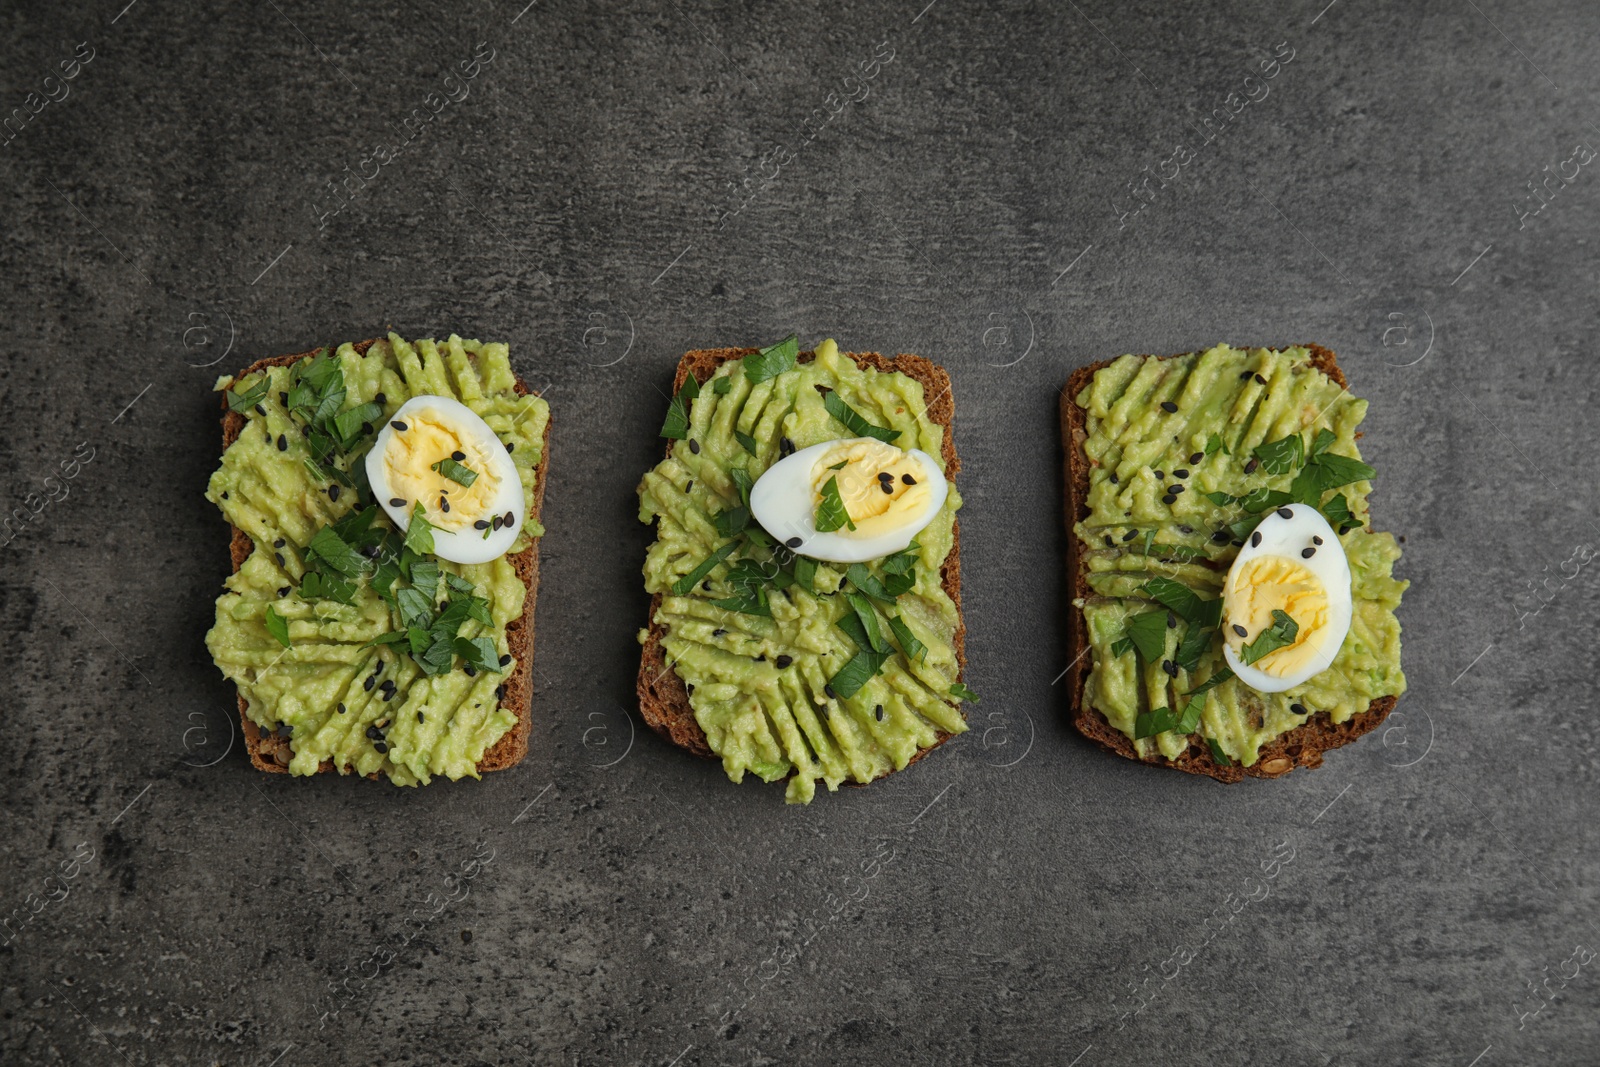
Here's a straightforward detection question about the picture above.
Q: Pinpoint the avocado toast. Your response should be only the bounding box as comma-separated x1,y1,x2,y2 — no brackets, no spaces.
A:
636,339,971,804
206,333,550,783
1061,344,1406,781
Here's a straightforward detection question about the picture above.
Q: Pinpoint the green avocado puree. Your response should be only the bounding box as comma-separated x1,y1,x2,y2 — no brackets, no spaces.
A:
637,341,967,804
1074,344,1406,766
204,334,548,784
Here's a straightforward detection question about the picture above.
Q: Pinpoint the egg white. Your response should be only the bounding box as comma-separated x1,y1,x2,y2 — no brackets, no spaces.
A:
1221,503,1353,694
366,395,524,565
748,438,948,564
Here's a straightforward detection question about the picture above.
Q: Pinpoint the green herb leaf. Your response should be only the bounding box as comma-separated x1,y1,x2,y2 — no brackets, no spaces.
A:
743,335,799,384
1110,636,1134,658
227,375,272,413
364,631,411,647
444,573,476,596
404,504,435,555
1124,609,1170,663
1184,665,1234,698
671,542,736,596
416,631,456,675
408,561,440,600
395,586,435,630
948,682,981,703
1252,433,1304,476
407,627,432,658
1174,693,1204,734
822,391,901,444
298,571,356,604
305,526,365,579
713,506,751,537
844,592,889,653
453,635,503,673
1134,705,1178,739
887,613,927,664
1204,432,1229,457
1309,428,1336,457
1303,451,1375,493
1319,492,1356,532
1226,514,1265,542
331,400,382,447
1240,608,1299,665
264,605,291,648
429,457,480,487
712,375,732,395
659,374,701,440
1238,487,1294,514
1206,737,1233,766
464,595,493,626
793,555,817,593
1141,577,1222,628
814,475,856,533
711,582,772,617
1205,491,1236,507
826,460,848,470
728,467,753,508
1174,623,1213,673
734,430,760,457
845,563,896,603
828,647,890,700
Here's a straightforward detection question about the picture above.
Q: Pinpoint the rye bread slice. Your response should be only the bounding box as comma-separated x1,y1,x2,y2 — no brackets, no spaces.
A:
1060,344,1397,782
217,338,549,778
636,346,966,779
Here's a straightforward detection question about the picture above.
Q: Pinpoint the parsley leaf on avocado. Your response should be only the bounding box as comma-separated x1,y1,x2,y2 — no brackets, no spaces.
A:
1252,432,1303,475
226,375,272,413
1124,609,1169,663
264,605,291,648
1141,577,1222,628
671,542,736,596
823,391,901,444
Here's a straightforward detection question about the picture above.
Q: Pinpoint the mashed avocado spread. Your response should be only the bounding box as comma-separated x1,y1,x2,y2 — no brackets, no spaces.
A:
205,334,547,784
1074,344,1406,766
638,340,968,804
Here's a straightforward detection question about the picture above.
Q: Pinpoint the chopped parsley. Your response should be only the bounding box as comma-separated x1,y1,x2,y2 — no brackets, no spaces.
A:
822,391,901,444
814,475,855,532
671,542,736,596
948,682,980,703
743,335,799,384
226,375,272,413
1240,609,1299,665
659,373,700,440
263,605,291,648
430,457,479,487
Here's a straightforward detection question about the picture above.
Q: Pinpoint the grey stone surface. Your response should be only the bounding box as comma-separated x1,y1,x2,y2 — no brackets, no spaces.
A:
2,0,1598,1063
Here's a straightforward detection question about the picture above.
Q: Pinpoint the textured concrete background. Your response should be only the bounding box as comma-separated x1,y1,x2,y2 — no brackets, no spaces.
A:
2,0,1598,1063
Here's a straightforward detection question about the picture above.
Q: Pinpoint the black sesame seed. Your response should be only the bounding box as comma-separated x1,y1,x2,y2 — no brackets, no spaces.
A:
361,545,380,558
824,684,838,700
1243,458,1259,474
273,537,286,548
1232,539,1245,547
1189,452,1204,464
276,433,288,451
337,703,346,714
754,654,766,662
503,511,514,526
505,440,515,452
464,665,477,677
277,586,290,597
364,676,375,691
875,704,885,722
1160,401,1178,413
1178,525,1194,534
1233,624,1248,638
1162,660,1178,678
491,515,502,531
361,421,373,435
1167,615,1177,629
417,711,425,722
780,436,795,455
221,491,229,499
688,439,701,454
786,536,802,548
382,689,396,702
702,580,712,591
1173,469,1189,479
1122,530,1138,541
1277,507,1293,519
277,724,292,738
390,497,406,508
1301,547,1316,558
776,654,793,668
366,725,384,740
1340,524,1354,535
712,628,727,637
1170,485,1185,495
1154,470,1165,479
1254,373,1267,385
1162,495,1176,505
498,654,511,666
495,684,506,699
902,474,917,485
329,484,341,501
1103,535,1114,547
380,679,395,692
374,392,387,405
1251,531,1262,548
274,551,285,567
440,498,450,513
373,740,388,753
880,481,893,494
254,403,266,416
1313,535,1323,545
1239,370,1254,380
1108,473,1119,484
451,450,465,461
474,519,490,530
1291,703,1307,716
279,392,289,405
1211,531,1230,544
391,420,407,431
878,471,893,482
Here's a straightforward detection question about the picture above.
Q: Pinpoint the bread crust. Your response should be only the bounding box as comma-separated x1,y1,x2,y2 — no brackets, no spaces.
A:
1060,344,1396,782
216,338,548,779
635,346,966,781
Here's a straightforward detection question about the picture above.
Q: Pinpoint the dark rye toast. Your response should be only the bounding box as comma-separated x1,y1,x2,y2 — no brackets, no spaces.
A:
1060,344,1396,783
636,346,966,775
218,338,550,777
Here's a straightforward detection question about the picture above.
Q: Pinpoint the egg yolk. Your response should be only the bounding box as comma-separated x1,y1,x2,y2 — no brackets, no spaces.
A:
379,407,501,531
1222,555,1329,679
812,439,930,539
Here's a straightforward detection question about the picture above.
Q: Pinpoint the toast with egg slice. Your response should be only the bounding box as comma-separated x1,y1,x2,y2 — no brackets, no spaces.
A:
1061,344,1406,782
636,345,967,793
216,337,549,778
